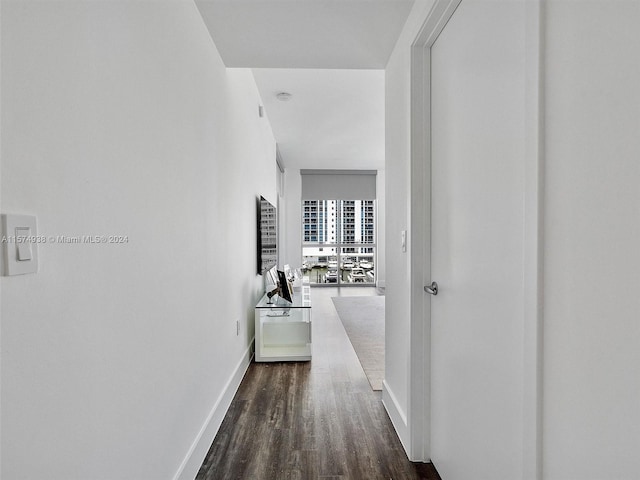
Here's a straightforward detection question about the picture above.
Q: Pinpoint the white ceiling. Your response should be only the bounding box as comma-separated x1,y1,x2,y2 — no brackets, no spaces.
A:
253,68,385,169
195,0,415,169
195,0,415,69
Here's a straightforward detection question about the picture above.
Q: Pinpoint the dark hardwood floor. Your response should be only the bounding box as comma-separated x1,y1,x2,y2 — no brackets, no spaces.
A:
196,287,441,480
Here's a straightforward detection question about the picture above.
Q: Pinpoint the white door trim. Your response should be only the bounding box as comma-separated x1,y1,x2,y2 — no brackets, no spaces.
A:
408,2,544,478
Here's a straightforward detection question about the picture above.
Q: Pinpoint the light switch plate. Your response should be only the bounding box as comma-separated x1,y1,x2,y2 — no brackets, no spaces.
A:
2,214,38,276
16,227,33,261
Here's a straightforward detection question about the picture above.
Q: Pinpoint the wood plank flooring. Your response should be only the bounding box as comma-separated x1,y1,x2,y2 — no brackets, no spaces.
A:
196,287,441,480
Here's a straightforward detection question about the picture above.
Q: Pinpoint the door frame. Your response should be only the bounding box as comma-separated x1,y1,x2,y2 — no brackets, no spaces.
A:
407,1,545,478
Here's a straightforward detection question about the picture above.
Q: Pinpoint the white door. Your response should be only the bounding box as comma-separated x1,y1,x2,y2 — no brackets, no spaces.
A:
429,1,526,478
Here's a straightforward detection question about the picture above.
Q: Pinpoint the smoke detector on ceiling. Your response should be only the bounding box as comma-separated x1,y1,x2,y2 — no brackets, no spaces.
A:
276,92,293,101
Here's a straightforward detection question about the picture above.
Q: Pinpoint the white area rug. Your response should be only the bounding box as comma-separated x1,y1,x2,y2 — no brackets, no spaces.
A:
331,295,385,391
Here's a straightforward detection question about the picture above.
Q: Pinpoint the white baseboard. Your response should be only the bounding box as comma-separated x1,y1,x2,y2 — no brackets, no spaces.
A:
382,379,410,455
173,341,254,480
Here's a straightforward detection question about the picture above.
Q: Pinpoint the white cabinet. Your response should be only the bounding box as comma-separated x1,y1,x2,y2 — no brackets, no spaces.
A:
254,283,311,362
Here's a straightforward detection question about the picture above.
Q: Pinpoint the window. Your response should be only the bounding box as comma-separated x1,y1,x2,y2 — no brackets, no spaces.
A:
302,200,375,285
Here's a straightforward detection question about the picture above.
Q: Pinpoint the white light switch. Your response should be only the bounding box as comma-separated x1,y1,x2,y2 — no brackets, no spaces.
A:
2,214,38,276
401,230,407,253
16,227,33,261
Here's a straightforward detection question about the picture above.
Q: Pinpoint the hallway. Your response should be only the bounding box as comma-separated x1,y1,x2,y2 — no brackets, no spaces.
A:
196,287,440,480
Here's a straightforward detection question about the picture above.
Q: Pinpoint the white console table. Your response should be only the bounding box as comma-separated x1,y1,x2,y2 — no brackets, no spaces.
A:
254,283,311,362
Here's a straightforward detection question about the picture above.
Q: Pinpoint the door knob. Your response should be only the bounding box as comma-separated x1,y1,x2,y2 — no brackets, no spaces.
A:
424,281,438,295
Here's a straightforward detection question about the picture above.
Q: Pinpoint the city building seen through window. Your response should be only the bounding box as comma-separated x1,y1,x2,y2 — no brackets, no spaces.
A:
302,200,375,285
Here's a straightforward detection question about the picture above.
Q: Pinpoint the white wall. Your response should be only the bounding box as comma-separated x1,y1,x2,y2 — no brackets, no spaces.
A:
383,0,435,450
0,2,276,479
543,1,640,479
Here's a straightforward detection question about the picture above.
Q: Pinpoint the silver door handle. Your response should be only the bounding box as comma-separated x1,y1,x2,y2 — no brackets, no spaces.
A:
424,281,438,295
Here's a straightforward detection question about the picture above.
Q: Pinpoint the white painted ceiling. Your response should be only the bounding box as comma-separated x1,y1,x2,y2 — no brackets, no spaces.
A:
253,68,385,169
196,0,415,169
195,0,415,69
